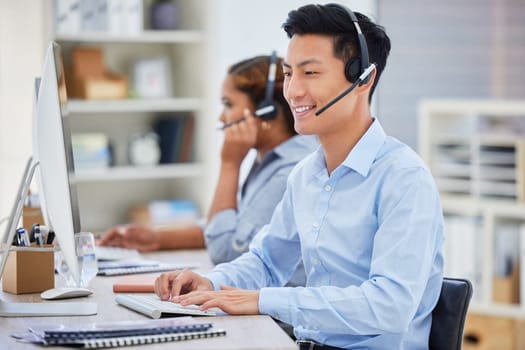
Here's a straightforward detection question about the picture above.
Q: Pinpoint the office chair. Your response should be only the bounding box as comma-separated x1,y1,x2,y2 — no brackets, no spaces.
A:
429,277,473,350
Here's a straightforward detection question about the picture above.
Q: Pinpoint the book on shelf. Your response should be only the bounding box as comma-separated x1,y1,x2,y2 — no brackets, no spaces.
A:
11,317,226,348
154,115,195,164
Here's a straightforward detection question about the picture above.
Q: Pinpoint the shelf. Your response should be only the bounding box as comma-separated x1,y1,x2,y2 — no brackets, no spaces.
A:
441,194,525,217
434,133,525,147
67,98,203,114
420,100,525,320
54,30,204,44
470,302,525,319
71,163,203,183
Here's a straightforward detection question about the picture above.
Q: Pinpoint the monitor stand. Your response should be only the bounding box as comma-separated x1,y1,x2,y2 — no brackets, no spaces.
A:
0,301,97,317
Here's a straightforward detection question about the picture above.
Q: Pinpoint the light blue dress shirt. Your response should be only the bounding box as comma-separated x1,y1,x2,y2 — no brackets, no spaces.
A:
205,119,444,349
204,135,318,286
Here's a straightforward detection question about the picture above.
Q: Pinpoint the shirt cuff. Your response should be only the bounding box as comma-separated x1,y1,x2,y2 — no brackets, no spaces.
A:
196,217,206,231
202,271,229,291
204,209,237,239
259,287,292,324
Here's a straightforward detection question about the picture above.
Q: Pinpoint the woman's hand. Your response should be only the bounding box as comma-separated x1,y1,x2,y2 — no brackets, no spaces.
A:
221,109,258,166
98,224,160,252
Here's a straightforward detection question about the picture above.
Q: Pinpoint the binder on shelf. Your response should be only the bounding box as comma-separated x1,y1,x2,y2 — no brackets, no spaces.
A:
154,116,195,164
11,317,226,348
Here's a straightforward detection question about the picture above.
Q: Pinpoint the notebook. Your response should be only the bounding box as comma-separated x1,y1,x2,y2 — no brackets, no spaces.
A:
11,317,226,348
112,274,156,293
115,294,217,319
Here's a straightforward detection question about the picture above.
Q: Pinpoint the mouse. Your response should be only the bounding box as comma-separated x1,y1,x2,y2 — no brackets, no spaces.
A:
40,287,93,300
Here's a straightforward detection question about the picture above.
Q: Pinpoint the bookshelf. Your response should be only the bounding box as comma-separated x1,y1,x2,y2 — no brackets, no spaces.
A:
44,0,212,232
419,99,525,321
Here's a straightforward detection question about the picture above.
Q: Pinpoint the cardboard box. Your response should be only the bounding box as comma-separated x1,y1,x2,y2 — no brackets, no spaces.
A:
1,246,55,294
493,263,520,304
66,47,128,99
68,73,128,99
463,313,515,350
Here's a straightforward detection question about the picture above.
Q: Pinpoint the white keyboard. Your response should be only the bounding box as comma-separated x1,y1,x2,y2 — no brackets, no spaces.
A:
95,246,141,261
116,294,216,319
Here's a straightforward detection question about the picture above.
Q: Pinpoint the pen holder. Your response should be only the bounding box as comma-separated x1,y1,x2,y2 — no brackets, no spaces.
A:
1,245,55,294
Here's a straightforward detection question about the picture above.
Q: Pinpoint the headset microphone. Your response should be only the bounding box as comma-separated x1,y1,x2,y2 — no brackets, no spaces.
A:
315,63,375,116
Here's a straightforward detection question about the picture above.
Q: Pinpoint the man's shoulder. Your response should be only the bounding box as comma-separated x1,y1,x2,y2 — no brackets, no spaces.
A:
380,136,429,170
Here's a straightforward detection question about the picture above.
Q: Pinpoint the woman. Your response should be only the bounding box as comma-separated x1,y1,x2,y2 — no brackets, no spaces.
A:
99,54,317,283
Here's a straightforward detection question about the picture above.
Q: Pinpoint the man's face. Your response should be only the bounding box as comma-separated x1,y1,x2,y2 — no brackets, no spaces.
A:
283,34,352,136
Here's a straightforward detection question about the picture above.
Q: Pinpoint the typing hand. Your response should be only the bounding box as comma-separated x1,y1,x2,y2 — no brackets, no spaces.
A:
154,269,214,301
98,224,160,252
173,284,260,315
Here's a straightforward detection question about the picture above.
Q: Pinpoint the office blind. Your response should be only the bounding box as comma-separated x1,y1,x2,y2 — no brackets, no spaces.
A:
374,0,525,149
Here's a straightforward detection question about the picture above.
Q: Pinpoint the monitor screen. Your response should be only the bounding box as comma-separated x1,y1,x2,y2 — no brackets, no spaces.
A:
33,42,81,284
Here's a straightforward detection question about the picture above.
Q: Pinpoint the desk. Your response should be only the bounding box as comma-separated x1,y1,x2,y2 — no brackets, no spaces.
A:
0,249,297,349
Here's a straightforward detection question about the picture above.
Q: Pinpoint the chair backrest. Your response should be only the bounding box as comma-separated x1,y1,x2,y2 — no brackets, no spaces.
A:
429,277,473,350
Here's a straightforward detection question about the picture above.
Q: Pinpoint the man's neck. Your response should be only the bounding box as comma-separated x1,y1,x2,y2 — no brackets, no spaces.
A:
320,107,373,175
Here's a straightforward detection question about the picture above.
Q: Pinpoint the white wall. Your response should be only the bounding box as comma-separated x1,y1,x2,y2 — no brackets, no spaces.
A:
0,0,45,227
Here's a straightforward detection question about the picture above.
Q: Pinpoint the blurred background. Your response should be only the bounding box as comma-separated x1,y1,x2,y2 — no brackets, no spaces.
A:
0,1,524,348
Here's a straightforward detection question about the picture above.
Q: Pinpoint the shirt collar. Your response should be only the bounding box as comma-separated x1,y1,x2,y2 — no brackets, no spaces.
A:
310,118,386,178
342,118,386,177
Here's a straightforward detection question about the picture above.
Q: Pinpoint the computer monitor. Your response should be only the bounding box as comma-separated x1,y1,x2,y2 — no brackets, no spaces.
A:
0,42,80,288
0,42,96,316
34,41,81,283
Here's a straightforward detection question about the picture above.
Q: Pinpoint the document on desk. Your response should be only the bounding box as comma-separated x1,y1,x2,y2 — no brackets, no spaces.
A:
116,294,218,319
11,317,226,348
97,259,198,276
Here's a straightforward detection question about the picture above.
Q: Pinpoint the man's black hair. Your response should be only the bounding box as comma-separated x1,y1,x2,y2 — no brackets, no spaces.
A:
282,3,391,102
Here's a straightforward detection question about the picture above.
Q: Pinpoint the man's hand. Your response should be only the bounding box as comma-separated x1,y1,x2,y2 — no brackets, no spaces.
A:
97,224,160,252
173,285,260,315
154,269,214,301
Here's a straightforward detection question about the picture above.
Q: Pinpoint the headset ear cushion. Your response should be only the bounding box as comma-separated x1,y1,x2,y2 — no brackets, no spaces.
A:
345,57,361,83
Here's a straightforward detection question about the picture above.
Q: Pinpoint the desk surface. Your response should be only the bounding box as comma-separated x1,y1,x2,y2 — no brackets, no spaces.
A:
0,249,297,349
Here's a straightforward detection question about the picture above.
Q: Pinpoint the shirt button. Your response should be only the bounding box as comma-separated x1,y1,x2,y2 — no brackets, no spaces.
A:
324,185,331,191
313,258,319,265
312,222,319,228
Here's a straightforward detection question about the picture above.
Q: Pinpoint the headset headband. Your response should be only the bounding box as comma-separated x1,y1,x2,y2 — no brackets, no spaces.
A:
263,50,277,104
338,5,371,84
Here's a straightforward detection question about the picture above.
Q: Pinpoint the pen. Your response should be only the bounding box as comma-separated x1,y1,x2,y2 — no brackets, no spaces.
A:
16,228,30,246
217,105,275,130
46,230,55,244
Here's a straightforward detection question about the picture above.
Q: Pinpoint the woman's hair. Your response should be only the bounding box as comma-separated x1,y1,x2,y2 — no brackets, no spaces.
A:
228,55,296,135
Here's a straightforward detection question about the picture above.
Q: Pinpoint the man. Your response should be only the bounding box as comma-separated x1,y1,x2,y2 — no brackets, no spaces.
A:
154,4,444,349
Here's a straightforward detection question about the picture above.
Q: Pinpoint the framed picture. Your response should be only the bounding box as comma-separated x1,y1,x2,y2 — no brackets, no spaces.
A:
131,56,173,98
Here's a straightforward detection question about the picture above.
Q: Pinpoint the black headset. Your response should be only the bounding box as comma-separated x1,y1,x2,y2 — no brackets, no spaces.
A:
255,50,278,121
336,4,371,85
315,5,375,116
